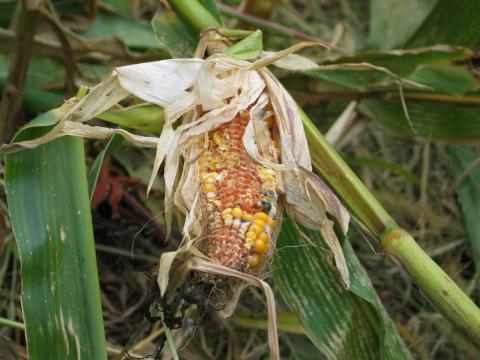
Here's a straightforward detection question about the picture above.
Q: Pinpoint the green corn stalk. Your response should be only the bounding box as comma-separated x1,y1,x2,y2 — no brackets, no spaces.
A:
168,0,480,346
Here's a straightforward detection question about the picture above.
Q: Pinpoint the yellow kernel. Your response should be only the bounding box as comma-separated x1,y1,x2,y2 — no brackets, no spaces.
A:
253,219,266,229
254,212,268,221
222,208,232,216
213,132,222,144
242,213,253,222
203,183,216,192
245,231,257,240
231,207,243,218
249,254,260,268
258,171,269,179
249,224,262,235
267,217,275,227
263,184,276,191
259,232,269,242
254,240,268,254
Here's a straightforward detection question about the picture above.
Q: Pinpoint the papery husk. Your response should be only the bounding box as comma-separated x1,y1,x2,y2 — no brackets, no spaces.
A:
188,257,279,359
2,44,351,286
146,56,351,357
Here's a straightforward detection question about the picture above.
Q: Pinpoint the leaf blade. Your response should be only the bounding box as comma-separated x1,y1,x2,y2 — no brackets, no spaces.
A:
274,218,411,360
5,131,106,359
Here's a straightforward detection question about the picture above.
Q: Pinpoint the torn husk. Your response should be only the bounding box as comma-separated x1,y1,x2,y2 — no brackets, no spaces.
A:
2,44,351,359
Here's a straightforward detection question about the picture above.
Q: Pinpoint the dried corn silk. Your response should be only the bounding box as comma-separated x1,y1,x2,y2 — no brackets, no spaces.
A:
196,109,280,272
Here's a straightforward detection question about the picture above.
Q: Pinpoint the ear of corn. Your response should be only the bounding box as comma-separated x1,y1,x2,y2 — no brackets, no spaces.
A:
1,45,351,306
196,109,280,271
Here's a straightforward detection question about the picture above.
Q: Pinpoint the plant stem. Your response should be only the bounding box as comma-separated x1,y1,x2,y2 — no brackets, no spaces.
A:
0,317,25,330
382,228,480,346
169,0,221,32
389,92,480,105
217,3,330,45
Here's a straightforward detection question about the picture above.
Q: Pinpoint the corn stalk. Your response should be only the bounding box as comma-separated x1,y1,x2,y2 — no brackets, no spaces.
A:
168,0,480,346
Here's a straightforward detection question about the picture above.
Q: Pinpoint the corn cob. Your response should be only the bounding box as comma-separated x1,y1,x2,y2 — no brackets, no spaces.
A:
197,109,279,272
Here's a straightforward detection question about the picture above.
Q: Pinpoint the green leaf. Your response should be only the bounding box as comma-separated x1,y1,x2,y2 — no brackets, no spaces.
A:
323,47,471,76
4,115,106,359
301,47,474,93
151,8,198,58
369,0,480,50
225,30,263,60
12,106,64,140
0,1,16,28
407,0,480,48
344,156,421,186
113,145,163,192
102,0,133,18
368,0,438,50
407,64,477,95
448,146,480,270
306,68,396,91
0,56,65,112
274,219,411,359
87,134,124,200
359,98,480,142
82,11,161,50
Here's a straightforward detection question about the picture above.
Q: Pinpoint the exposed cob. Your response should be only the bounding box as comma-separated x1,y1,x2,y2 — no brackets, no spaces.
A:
197,109,280,272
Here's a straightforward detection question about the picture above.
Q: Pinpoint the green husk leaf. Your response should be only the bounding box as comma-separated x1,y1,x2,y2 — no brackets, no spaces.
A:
225,30,263,60
96,103,165,134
